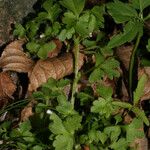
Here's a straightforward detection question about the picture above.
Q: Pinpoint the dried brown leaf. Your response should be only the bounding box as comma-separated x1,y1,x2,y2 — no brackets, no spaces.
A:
48,39,62,58
28,53,84,92
20,100,36,121
131,137,148,150
0,40,34,73
116,45,133,70
138,67,150,101
83,145,90,150
0,72,16,107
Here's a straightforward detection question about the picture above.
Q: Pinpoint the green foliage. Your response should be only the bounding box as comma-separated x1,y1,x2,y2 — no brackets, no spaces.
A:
4,0,150,149
146,39,150,52
133,74,147,105
107,0,138,24
106,0,150,49
60,0,85,17
37,41,56,59
125,118,145,142
112,75,149,126
107,20,143,49
89,52,120,82
131,0,150,11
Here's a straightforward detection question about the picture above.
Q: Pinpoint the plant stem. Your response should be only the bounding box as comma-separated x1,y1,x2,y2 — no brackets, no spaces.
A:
71,37,80,107
129,34,141,100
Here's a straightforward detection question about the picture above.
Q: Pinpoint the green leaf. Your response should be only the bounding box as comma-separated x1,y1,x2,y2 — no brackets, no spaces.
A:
64,115,82,134
32,145,43,150
62,12,77,28
26,42,40,54
132,107,150,126
77,92,94,105
110,138,128,150
91,5,105,28
13,24,26,38
96,85,113,99
112,101,132,109
89,68,104,83
101,57,120,79
125,118,145,142
49,113,68,135
43,0,61,23
146,39,150,52
107,21,143,49
104,126,121,142
75,12,97,37
107,0,138,23
94,53,104,66
26,21,40,39
91,97,114,118
99,132,108,144
89,56,120,82
17,142,27,149
37,41,56,59
19,120,32,133
57,79,70,88
133,74,147,105
60,0,85,16
53,134,73,150
132,0,150,11
56,96,77,116
35,12,48,22
58,28,75,41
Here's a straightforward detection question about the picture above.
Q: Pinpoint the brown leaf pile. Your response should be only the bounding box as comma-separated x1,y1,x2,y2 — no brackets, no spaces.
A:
0,40,34,73
0,72,16,107
28,53,84,92
0,40,85,92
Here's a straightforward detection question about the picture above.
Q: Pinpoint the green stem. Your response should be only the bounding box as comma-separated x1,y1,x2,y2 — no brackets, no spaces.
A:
70,37,80,107
129,34,141,100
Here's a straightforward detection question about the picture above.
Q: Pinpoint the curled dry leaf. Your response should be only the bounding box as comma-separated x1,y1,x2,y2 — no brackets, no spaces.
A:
0,40,34,73
48,39,62,58
28,53,84,92
0,72,16,108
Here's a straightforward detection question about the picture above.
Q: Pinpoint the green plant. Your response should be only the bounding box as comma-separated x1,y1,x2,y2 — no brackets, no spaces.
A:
1,0,150,150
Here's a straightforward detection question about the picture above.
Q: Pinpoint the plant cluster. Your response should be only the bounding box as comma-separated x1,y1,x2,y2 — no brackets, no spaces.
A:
0,0,150,150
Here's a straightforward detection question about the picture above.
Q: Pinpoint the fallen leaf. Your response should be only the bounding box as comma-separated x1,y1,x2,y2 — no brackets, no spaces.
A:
0,40,34,73
138,67,150,101
116,45,133,70
20,100,36,121
48,39,62,58
28,53,84,92
131,137,148,150
0,72,16,107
